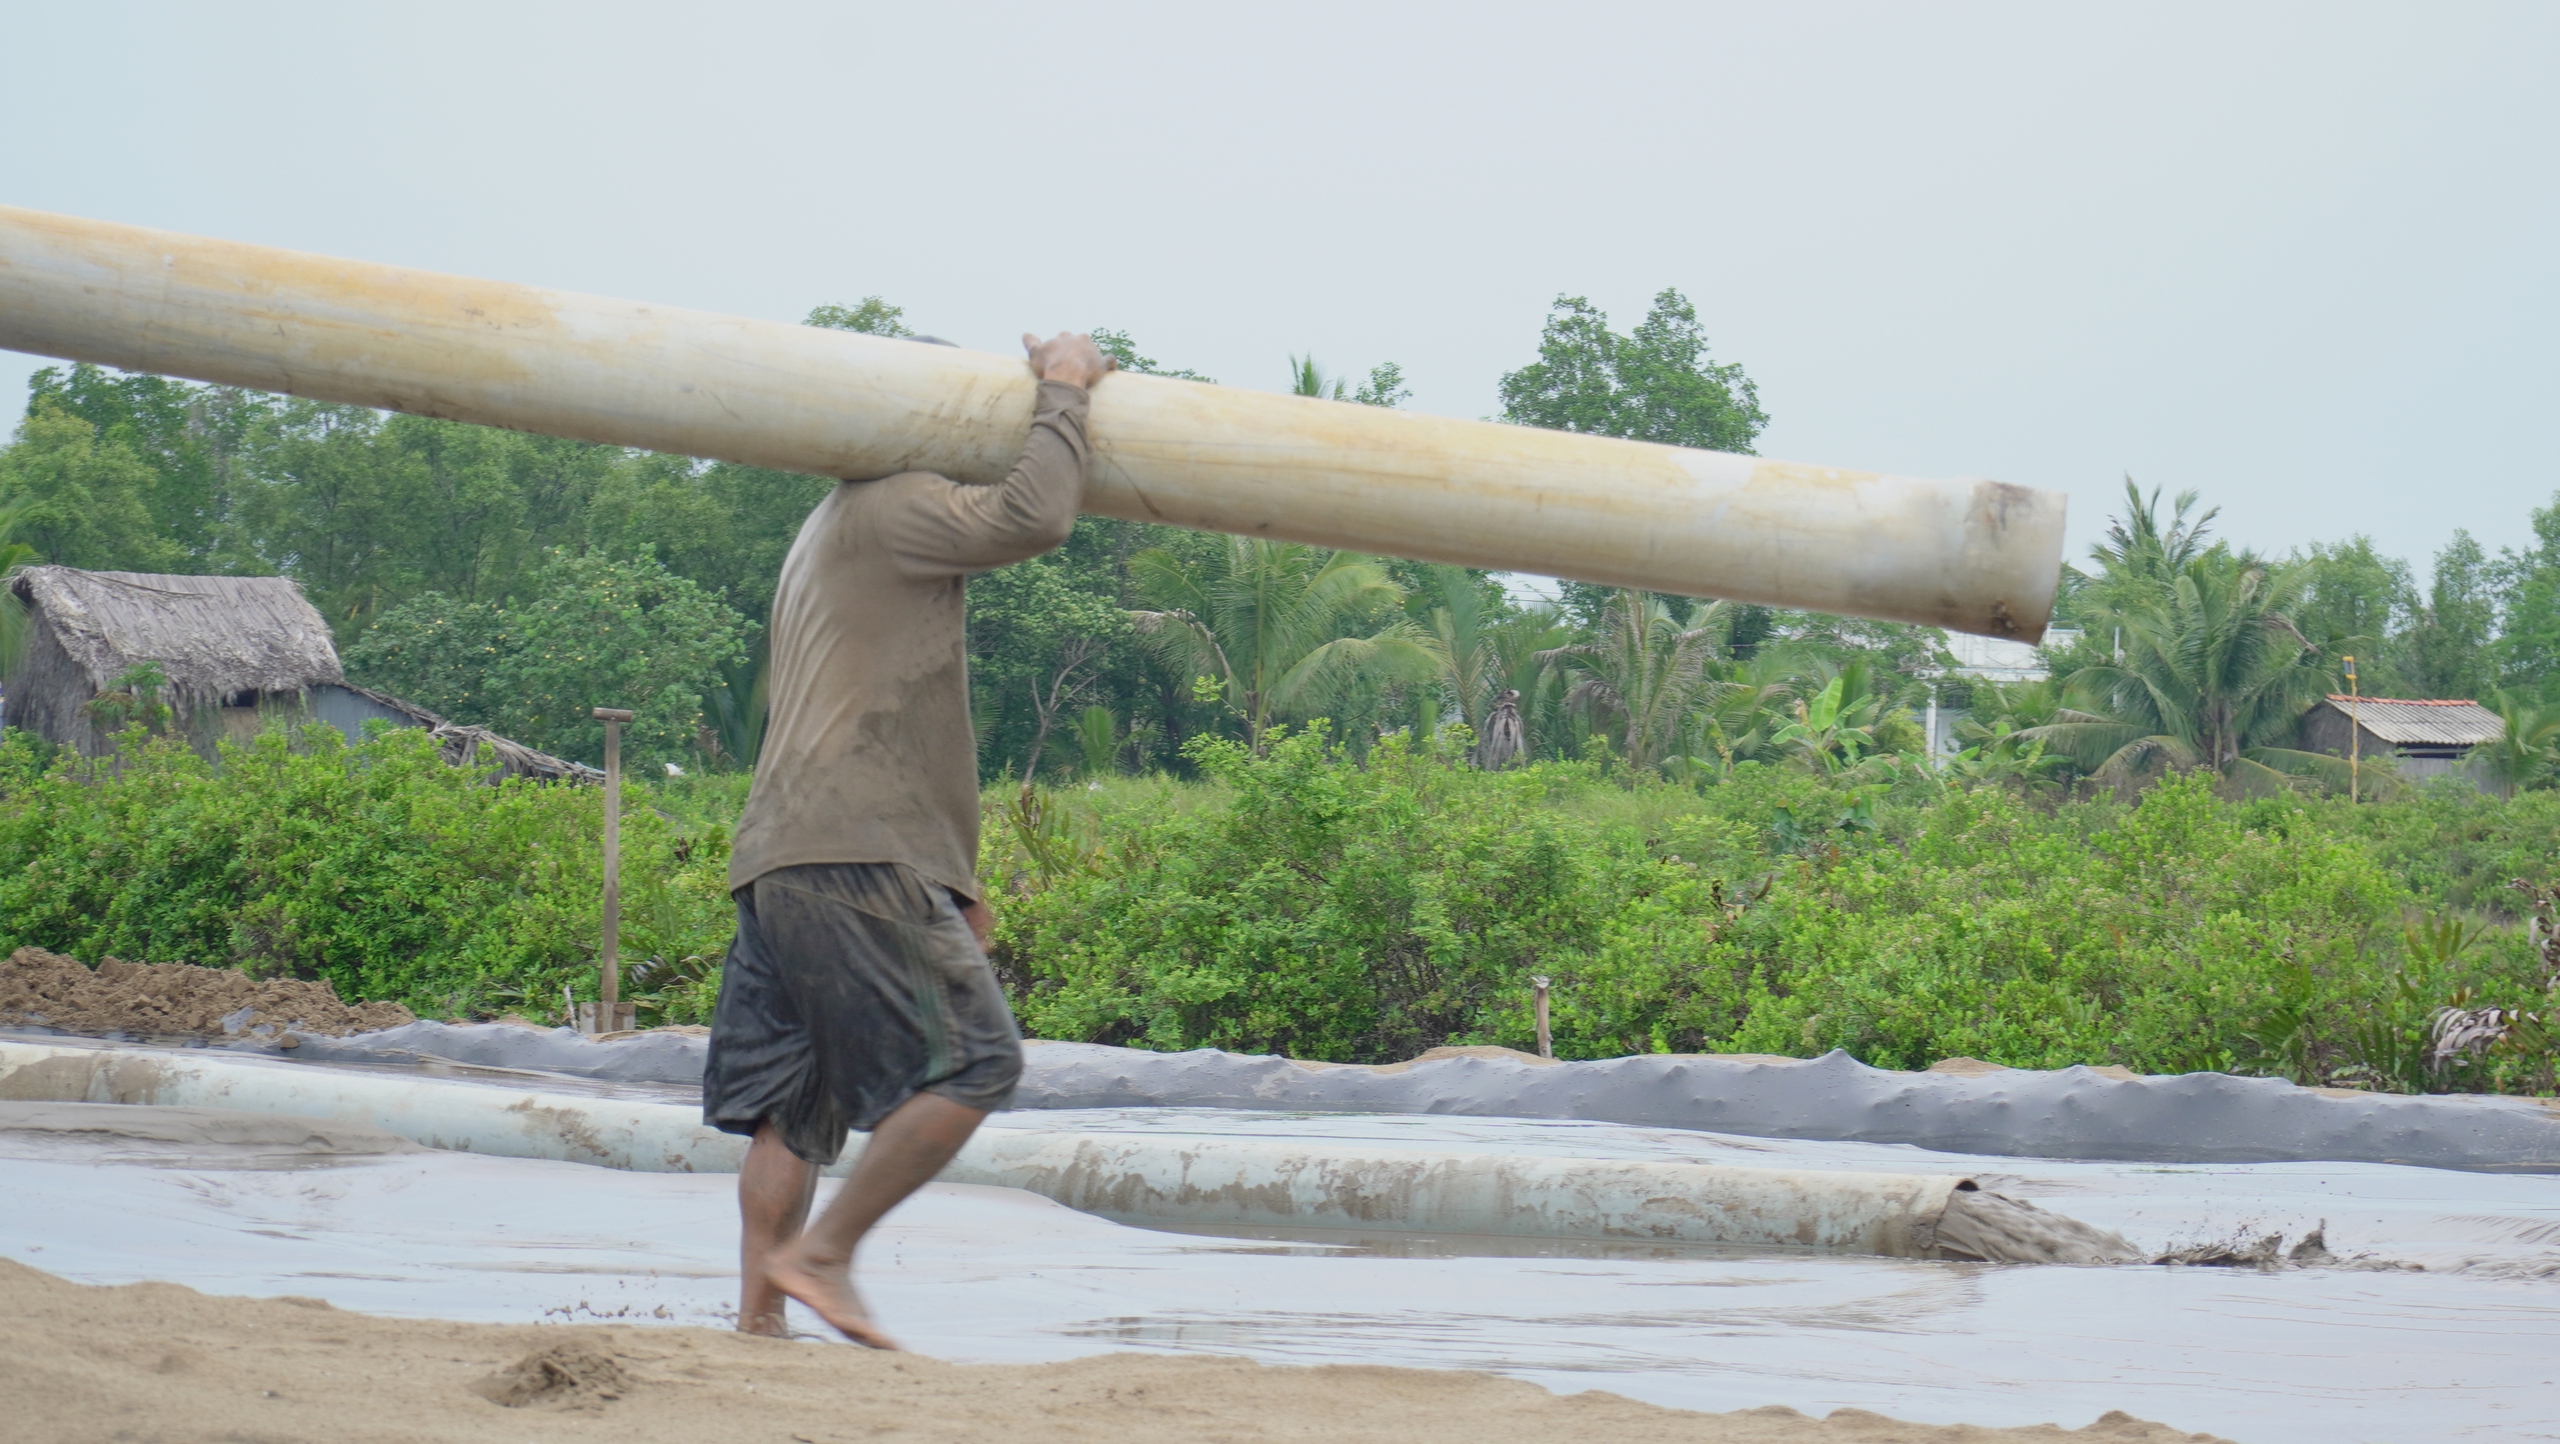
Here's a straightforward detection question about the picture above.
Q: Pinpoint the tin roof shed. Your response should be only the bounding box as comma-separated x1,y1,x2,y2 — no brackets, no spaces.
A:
2318,696,2503,750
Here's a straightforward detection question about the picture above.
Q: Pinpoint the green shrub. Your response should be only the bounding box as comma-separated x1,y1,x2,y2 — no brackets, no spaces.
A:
1719,775,2416,1075
987,737,2556,1091
987,726,1740,1061
7,711,2553,1095
0,724,734,1022
2292,781,2560,916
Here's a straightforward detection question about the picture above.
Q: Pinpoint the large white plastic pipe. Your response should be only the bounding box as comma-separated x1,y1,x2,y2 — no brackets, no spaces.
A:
0,1040,1964,1256
0,205,2062,639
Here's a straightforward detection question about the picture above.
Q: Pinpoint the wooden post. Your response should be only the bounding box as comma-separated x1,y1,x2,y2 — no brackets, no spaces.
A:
1532,975,1553,1060
588,707,636,1035
2343,657,2360,805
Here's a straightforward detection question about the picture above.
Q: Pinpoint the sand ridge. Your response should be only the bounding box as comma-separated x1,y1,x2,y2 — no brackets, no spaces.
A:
0,1259,2233,1443
0,1100,425,1167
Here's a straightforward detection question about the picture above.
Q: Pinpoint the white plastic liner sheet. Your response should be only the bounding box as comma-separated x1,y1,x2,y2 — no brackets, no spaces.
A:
235,1021,2560,1172
0,1038,1987,1256
5,1103,2556,1444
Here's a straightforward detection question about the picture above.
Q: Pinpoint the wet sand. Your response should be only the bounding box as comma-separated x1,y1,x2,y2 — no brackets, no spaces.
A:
2,1260,2227,1444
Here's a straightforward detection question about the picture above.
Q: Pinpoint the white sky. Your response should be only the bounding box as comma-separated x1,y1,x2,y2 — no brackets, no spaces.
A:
4,3,2554,586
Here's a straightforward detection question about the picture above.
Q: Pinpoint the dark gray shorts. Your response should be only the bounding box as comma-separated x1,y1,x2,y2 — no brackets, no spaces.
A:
702,862,1023,1165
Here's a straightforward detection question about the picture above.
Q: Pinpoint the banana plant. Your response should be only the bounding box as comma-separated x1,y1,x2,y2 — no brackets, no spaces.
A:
1770,674,1887,778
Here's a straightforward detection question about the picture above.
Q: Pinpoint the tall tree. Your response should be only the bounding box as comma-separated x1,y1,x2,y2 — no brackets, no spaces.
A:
2293,536,2413,694
0,405,179,572
23,363,260,564
0,496,43,673
2082,480,2219,616
345,548,750,767
1498,289,1766,454
1287,356,1410,407
2400,529,2499,700
2493,493,2560,700
231,400,433,631
804,297,913,336
968,548,1133,778
1501,289,1765,626
1090,328,1214,383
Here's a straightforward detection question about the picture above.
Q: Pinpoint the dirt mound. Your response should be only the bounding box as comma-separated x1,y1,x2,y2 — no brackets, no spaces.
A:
473,1344,632,1409
0,947,413,1041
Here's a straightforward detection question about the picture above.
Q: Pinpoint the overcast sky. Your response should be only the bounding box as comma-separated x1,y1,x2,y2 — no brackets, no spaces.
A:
4,3,2554,587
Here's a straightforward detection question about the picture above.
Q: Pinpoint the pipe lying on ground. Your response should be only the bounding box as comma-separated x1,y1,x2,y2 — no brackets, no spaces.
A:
0,205,2063,638
0,1039,2133,1261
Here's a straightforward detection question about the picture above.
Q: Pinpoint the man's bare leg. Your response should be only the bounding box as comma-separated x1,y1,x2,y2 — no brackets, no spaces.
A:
737,1121,819,1336
761,1089,988,1349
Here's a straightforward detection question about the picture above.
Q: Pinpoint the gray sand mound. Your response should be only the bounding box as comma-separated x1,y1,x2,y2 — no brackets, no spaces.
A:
0,1100,423,1167
0,946,413,1040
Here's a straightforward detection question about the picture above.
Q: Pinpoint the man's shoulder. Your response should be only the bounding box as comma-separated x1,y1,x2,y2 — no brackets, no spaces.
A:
802,472,960,526
836,470,964,507
781,472,957,569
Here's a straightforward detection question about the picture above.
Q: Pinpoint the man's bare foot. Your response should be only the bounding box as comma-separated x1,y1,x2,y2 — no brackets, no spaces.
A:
737,1306,792,1338
762,1248,900,1350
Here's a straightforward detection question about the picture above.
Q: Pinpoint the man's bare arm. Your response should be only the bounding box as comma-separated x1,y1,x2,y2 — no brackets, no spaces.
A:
884,332,1115,576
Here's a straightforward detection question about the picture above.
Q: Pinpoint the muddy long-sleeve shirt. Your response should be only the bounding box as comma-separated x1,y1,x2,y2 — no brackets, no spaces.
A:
728,379,1092,900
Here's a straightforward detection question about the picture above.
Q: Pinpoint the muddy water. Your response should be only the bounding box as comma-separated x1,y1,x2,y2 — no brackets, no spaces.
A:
1931,1187,2139,1265
5,1106,2557,1441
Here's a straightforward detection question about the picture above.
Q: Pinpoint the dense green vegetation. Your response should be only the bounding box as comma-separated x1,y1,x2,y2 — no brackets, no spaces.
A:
3,717,2552,1095
4,284,2558,1092
0,725,734,1024
982,732,2559,1093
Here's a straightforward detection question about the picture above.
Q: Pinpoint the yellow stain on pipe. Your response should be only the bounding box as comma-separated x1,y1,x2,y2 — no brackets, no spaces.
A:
0,205,2063,639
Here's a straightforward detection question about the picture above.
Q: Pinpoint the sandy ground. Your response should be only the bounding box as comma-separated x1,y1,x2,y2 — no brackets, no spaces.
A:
2,1260,2230,1444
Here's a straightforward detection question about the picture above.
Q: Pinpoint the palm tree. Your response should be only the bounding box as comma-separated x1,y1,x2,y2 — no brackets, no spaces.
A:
2082,478,2220,614
1484,604,1574,760
1679,651,1793,775
1413,565,1506,740
1289,356,1409,408
2473,691,2560,798
2026,552,2341,792
1129,537,1439,750
702,627,768,769
1541,589,1730,774
1955,677,2066,743
1287,355,1349,401
1404,565,1576,767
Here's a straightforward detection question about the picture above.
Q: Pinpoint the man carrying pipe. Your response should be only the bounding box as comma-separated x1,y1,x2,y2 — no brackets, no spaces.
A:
706,329,1115,1347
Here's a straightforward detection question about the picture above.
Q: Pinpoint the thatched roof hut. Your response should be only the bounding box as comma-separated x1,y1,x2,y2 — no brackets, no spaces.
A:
4,565,597,782
5,566,337,754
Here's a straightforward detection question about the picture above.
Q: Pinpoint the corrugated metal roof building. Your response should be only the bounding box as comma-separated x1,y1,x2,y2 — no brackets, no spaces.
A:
2300,695,2503,789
